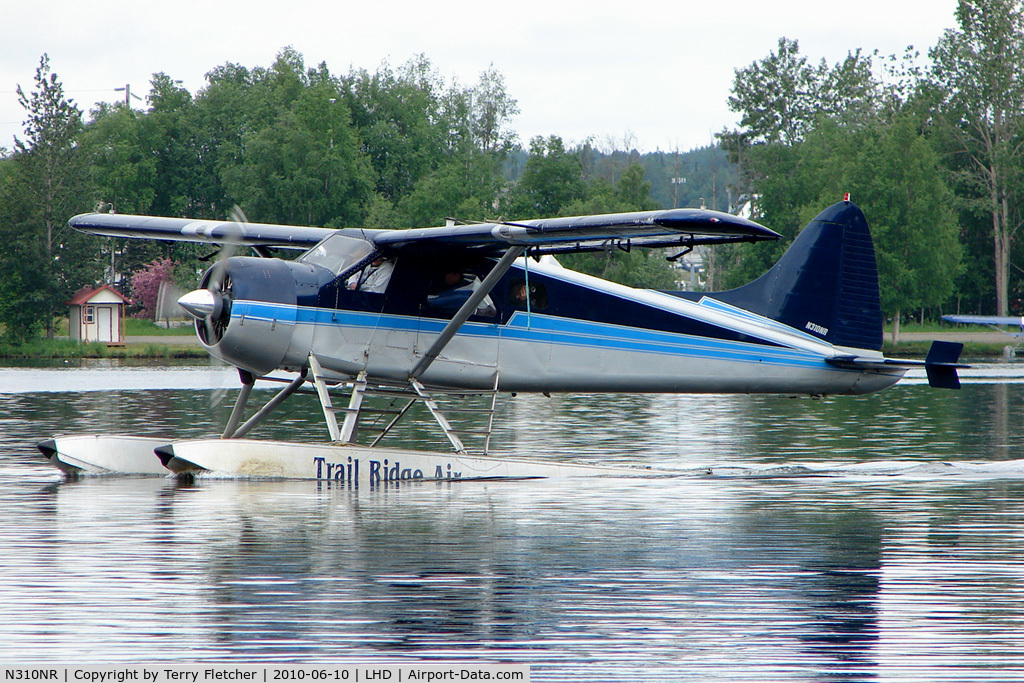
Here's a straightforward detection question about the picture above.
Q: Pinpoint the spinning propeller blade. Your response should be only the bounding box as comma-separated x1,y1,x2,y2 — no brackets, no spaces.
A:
178,206,248,346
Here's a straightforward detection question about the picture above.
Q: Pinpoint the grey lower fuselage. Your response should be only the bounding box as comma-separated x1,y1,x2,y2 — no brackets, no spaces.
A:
204,256,903,397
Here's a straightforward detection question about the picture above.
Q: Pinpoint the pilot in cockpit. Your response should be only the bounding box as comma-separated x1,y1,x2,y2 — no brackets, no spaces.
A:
347,256,394,293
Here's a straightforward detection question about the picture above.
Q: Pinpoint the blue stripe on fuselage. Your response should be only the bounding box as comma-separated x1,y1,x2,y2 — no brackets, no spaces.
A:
230,300,829,369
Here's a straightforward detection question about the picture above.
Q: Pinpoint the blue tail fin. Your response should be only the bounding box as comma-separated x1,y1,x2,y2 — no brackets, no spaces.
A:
710,201,883,351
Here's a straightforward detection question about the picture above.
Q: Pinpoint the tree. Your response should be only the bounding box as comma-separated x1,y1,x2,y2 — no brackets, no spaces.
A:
843,118,962,341
221,72,374,226
507,136,586,217
727,38,878,148
463,66,520,155
129,257,178,319
5,55,100,338
340,55,448,203
718,38,962,330
82,103,156,215
928,0,1024,316
0,160,49,342
557,163,676,289
144,72,200,217
721,38,880,241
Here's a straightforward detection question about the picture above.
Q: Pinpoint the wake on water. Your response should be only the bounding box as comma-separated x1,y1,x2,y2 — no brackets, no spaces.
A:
702,459,1024,480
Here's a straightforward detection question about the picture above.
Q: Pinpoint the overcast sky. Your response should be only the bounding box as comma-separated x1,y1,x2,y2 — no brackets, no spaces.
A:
2,0,960,155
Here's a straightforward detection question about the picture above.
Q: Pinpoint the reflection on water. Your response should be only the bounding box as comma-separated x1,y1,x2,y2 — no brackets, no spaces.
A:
0,362,1023,680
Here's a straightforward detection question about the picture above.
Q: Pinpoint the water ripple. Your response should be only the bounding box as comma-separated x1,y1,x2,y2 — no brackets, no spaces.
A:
1,363,1024,680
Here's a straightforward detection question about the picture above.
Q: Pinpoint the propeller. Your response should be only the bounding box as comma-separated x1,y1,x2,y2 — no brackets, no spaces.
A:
177,206,245,345
177,206,249,412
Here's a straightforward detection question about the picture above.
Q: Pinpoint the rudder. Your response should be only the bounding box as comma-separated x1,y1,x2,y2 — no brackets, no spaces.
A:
709,201,883,351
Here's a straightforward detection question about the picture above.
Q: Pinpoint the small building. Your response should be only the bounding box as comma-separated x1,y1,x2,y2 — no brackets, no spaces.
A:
67,285,130,345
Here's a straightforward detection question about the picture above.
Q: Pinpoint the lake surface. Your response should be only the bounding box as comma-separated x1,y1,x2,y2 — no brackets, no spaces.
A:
1,359,1024,681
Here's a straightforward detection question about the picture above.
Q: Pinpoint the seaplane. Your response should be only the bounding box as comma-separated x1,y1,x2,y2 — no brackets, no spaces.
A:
942,315,1024,338
942,312,1023,359
39,198,965,483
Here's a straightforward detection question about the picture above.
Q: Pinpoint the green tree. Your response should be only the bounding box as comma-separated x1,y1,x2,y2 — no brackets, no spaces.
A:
4,55,100,338
838,118,962,340
340,58,518,228
81,103,156,215
928,0,1024,316
721,38,878,235
507,136,586,217
220,57,373,227
463,66,520,155
188,61,259,220
558,163,677,289
719,38,962,327
341,55,448,203
0,160,49,341
144,72,200,217
727,38,878,148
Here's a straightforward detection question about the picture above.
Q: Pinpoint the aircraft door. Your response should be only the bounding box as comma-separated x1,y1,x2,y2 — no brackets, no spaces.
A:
389,257,501,384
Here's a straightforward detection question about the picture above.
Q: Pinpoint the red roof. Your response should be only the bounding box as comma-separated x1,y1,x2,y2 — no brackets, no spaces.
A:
67,285,130,306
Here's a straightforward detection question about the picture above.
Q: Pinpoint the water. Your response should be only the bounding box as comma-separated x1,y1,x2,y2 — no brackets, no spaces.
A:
1,359,1024,681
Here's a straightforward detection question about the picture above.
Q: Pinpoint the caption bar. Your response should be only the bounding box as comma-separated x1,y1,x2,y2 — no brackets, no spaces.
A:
3,667,529,683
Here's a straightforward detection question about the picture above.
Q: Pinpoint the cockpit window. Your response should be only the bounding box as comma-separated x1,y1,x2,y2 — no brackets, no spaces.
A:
297,233,375,275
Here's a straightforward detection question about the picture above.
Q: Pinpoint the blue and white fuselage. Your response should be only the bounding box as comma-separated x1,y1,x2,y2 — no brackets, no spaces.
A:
209,254,898,397
43,200,964,478
71,200,960,400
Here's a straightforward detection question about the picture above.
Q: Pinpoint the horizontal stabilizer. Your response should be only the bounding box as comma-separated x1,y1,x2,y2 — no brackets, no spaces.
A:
925,341,967,390
825,340,967,390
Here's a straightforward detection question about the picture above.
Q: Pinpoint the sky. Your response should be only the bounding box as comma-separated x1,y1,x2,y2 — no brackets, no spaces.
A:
1,0,961,155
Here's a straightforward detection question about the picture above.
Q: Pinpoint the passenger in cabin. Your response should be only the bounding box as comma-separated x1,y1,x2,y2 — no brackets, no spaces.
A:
508,279,546,309
429,270,496,317
347,256,394,293
512,282,528,303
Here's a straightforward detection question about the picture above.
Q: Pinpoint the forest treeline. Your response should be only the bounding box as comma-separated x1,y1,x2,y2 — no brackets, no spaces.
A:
0,0,1021,342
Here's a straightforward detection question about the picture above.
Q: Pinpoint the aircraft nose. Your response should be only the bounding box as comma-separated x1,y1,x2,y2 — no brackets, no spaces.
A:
178,288,222,320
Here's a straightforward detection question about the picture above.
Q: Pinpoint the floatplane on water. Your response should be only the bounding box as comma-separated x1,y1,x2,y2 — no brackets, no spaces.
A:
39,199,965,483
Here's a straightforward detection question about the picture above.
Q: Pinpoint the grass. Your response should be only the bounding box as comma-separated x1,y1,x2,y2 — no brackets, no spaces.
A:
882,340,1013,358
0,336,208,360
0,317,204,359
124,317,196,336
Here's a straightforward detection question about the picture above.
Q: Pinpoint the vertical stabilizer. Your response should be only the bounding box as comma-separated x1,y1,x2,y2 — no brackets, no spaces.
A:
710,201,883,351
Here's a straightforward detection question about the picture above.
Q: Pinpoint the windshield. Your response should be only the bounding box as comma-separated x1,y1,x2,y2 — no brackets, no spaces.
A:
297,233,375,275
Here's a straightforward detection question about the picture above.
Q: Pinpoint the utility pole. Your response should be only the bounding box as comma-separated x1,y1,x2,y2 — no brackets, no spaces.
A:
670,148,687,208
114,84,142,107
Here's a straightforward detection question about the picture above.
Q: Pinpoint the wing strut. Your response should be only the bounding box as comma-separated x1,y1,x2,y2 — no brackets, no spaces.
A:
410,246,525,380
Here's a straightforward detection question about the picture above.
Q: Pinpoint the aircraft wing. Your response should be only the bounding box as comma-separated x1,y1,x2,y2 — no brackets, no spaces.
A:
364,208,780,254
68,213,335,249
69,207,779,255
943,314,1024,330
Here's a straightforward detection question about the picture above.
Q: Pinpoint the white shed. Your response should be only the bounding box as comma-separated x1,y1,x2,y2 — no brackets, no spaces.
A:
67,285,130,345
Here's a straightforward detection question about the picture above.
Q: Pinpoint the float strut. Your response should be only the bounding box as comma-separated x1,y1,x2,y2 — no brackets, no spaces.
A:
222,369,255,438
230,369,308,439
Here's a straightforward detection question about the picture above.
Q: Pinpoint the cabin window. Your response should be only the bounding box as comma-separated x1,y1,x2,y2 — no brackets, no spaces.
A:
85,306,95,324
426,269,496,318
507,278,547,310
297,233,375,276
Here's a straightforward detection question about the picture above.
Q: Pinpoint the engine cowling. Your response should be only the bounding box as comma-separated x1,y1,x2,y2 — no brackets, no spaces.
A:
179,257,299,376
